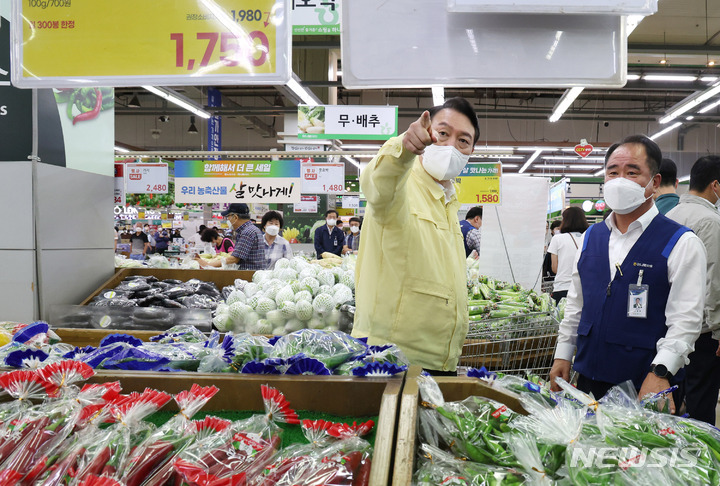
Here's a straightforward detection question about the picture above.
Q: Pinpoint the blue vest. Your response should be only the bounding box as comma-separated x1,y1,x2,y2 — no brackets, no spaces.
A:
460,220,474,257
574,214,690,389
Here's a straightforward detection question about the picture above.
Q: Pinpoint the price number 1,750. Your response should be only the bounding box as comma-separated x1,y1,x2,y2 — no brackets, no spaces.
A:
170,31,270,71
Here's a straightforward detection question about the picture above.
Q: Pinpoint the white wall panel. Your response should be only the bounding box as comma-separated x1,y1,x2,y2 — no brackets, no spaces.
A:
0,162,34,250
0,250,37,322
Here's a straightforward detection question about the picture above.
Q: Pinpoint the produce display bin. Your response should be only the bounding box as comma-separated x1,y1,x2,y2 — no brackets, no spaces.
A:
88,371,404,486
391,366,526,486
459,312,559,378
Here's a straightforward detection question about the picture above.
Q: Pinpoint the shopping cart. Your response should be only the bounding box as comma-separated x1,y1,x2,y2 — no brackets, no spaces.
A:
459,312,560,380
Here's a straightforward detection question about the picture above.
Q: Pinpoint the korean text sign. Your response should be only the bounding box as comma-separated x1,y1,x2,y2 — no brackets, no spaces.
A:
301,162,344,193
125,163,169,194
175,160,302,203
298,104,397,140
455,163,502,205
291,0,340,35
11,0,290,87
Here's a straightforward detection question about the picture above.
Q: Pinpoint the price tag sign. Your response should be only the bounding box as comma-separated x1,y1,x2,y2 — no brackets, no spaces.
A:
301,162,345,193
455,163,502,205
125,163,169,194
341,196,359,209
294,195,318,213
298,105,398,140
11,0,290,87
114,162,126,205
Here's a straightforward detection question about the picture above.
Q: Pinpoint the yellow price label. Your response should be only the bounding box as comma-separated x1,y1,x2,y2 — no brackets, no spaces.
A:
162,222,173,228
17,0,287,85
456,163,502,205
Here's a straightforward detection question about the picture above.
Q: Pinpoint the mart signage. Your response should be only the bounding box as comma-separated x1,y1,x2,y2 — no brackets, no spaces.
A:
297,104,398,140
301,162,344,193
455,163,502,205
291,0,340,35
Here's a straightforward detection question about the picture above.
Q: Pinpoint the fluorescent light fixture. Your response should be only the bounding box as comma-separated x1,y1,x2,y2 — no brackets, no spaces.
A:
341,144,383,150
701,76,719,82
686,116,695,120
519,150,543,174
659,81,720,124
627,74,641,81
698,99,720,114
568,164,603,169
643,74,698,82
283,73,322,107
475,145,515,151
649,121,682,140
432,86,445,105
535,164,571,169
142,86,211,119
549,87,584,122
114,146,130,153
543,156,605,161
679,174,690,182
594,168,606,176
343,155,361,170
500,163,519,168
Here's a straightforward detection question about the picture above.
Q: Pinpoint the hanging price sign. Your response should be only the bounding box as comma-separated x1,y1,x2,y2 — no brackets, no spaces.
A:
455,163,502,205
125,163,169,194
301,162,345,193
11,0,290,87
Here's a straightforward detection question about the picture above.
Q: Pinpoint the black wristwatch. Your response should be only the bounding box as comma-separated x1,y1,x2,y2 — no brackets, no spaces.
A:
651,364,673,381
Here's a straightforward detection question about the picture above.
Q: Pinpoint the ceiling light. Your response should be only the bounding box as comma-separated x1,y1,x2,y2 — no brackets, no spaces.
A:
626,74,641,81
686,116,695,120
535,164,570,169
649,122,682,140
643,74,698,82
678,175,690,182
594,168,606,176
284,73,321,107
500,163,519,168
187,116,199,134
432,86,445,106
548,87,584,122
114,146,130,153
340,144,383,150
659,81,720,124
698,99,720,114
143,86,211,119
659,59,667,64
709,61,716,67
519,150,543,174
568,164,603,169
701,76,719,82
343,155,361,170
128,94,141,108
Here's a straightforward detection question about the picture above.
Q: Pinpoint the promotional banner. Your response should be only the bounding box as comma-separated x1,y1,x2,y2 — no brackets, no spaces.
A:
125,163,169,194
548,178,567,214
455,163,502,205
208,87,222,159
175,160,302,203
292,0,340,35
0,16,32,162
301,162,344,193
298,104,397,140
11,0,291,87
114,162,126,205
294,195,318,213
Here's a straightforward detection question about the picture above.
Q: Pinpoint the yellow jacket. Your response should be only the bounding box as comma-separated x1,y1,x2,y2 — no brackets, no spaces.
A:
352,136,469,371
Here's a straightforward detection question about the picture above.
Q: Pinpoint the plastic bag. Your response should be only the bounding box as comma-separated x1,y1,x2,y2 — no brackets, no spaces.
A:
268,330,366,369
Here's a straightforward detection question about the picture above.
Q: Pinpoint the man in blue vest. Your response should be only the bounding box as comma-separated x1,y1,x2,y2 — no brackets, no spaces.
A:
549,135,707,414
460,206,483,257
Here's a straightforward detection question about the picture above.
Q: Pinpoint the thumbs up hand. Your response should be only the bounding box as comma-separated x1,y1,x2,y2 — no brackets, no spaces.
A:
403,110,437,155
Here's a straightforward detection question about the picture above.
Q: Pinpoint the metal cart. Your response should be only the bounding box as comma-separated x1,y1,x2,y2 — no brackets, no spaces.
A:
459,311,560,379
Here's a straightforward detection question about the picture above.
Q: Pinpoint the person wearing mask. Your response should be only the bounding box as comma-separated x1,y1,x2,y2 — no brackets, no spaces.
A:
343,217,362,255
352,97,479,375
154,229,171,255
143,224,156,254
547,207,588,304
188,225,207,250
195,204,266,270
129,224,150,260
549,135,707,414
460,207,482,257
666,155,720,424
200,228,235,254
654,158,680,215
314,210,345,257
261,211,293,269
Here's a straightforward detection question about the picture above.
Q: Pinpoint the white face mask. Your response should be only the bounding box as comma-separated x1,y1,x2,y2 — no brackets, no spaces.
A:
421,144,470,181
326,219,336,227
603,177,654,215
553,228,560,235
265,225,280,236
135,228,142,233
350,226,359,234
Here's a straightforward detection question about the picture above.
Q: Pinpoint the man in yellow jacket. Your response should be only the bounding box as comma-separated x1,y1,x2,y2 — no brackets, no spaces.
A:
352,97,479,374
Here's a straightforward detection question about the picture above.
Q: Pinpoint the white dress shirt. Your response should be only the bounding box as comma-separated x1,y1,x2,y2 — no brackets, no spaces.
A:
555,204,707,375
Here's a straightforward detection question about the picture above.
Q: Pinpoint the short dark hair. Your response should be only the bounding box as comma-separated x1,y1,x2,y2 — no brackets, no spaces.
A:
466,206,483,220
325,210,338,218
198,225,207,234
429,97,480,145
349,217,361,225
689,155,720,192
659,158,678,187
560,207,589,234
200,228,219,243
604,135,662,176
261,211,284,230
550,220,561,231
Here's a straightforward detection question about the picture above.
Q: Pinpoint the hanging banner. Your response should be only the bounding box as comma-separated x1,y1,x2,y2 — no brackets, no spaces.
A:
574,138,594,158
297,105,397,140
455,163,502,205
114,162,126,205
175,160,302,203
291,0,340,35
11,0,291,87
207,87,222,159
125,163,169,194
301,162,344,193
294,195,318,213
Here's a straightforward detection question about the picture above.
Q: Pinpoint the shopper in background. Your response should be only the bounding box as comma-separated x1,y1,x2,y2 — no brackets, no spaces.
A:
549,134,706,414
188,225,207,250
666,155,720,424
200,228,235,254
114,227,118,252
129,224,150,260
343,217,362,255
547,207,588,304
154,229,171,255
542,220,562,281
261,210,293,269
353,97,479,375
196,204,266,270
143,224,156,254
172,229,182,240
654,158,680,215
460,206,483,257
314,210,345,257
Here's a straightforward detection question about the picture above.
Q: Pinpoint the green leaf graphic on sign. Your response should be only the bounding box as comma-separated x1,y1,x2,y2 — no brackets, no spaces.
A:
316,6,339,25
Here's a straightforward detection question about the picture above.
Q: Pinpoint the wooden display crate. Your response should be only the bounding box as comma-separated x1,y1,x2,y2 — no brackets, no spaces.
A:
88,371,404,486
391,366,527,486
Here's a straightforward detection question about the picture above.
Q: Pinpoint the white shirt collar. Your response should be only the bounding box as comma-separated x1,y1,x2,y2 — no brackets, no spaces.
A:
605,203,659,233
436,180,456,204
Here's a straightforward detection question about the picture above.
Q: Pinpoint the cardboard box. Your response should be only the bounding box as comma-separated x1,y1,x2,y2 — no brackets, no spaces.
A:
391,366,527,486
54,328,160,348
88,371,403,486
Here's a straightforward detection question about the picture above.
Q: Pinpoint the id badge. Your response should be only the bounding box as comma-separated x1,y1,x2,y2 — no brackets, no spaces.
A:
628,284,649,319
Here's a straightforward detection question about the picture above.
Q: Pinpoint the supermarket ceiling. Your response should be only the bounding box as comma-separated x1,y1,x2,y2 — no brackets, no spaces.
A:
114,0,720,177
